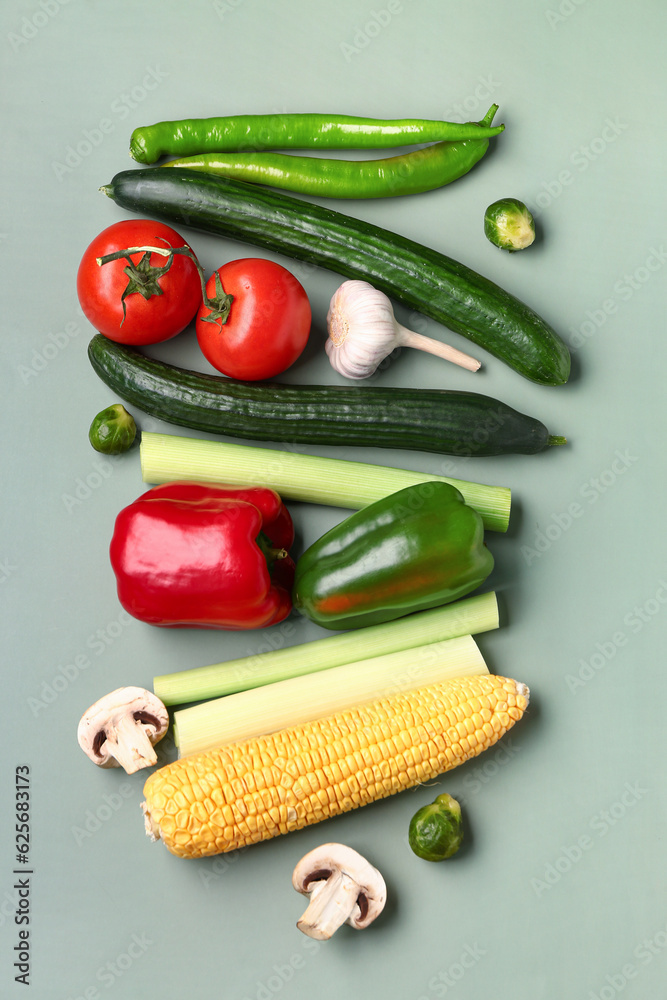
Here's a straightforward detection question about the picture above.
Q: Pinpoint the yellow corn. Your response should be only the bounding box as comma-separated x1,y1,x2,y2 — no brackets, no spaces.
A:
141,674,529,859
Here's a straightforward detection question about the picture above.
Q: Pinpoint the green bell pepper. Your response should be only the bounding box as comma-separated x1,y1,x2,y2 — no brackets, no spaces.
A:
292,482,494,630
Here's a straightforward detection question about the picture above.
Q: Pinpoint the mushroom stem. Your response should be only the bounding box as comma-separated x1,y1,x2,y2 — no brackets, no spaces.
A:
395,324,481,372
104,714,159,774
296,870,362,940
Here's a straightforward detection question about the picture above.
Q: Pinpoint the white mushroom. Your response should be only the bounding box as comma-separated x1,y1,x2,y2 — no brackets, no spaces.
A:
77,687,169,774
292,843,387,940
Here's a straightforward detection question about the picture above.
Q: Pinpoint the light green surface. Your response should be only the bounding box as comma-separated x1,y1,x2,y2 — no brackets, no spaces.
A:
2,2,666,998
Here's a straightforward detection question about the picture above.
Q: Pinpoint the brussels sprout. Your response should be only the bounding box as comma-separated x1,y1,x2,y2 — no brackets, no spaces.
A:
408,792,463,861
89,404,137,455
484,197,535,252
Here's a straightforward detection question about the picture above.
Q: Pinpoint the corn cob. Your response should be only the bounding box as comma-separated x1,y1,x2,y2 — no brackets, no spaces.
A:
141,674,529,859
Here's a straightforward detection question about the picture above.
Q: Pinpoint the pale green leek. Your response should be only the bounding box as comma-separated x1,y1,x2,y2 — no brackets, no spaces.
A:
139,433,511,532
174,633,488,756
153,591,499,706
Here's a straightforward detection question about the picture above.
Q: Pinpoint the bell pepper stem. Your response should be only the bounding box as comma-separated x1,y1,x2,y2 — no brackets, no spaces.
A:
255,531,288,568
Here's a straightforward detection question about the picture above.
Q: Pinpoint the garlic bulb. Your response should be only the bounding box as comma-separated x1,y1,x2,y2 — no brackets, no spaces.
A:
326,280,480,380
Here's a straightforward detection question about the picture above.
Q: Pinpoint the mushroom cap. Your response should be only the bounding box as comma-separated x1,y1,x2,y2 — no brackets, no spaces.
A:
77,686,169,769
292,842,387,930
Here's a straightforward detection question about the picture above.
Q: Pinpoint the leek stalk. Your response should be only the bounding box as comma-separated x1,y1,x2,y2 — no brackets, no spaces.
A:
154,591,499,706
174,633,488,756
140,433,511,532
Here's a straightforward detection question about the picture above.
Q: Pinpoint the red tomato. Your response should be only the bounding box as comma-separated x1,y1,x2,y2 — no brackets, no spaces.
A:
196,258,311,380
77,220,202,345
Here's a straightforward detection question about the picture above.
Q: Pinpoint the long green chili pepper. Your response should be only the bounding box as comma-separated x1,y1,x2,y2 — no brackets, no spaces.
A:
159,105,502,199
129,107,504,164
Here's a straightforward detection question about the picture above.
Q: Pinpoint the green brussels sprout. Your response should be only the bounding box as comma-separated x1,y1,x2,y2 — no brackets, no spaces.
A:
408,792,463,861
484,197,535,252
89,404,137,455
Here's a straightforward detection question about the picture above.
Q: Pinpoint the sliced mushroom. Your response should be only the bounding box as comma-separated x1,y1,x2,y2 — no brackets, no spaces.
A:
292,843,387,939
77,687,169,774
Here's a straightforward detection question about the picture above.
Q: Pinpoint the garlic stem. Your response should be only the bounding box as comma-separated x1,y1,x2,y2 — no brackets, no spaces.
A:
395,325,481,372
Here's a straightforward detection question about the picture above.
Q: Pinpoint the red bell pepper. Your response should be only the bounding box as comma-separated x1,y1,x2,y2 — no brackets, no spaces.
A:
109,482,295,629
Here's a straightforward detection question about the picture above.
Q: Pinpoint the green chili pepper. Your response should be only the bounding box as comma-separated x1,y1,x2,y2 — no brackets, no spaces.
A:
408,793,464,861
156,105,502,199
292,482,494,630
130,108,504,164
89,403,137,454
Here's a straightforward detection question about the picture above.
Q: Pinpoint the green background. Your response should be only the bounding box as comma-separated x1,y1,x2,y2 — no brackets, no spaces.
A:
2,2,666,998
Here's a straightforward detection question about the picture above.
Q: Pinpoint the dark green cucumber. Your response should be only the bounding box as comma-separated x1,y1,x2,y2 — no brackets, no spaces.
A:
87,336,566,457
101,168,570,386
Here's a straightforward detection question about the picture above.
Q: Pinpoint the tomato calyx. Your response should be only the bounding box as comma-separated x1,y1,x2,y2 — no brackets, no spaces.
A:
119,251,173,322
97,244,234,330
97,243,202,326
198,271,234,330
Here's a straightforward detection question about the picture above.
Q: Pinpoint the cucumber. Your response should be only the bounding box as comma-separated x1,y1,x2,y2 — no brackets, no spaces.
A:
87,336,565,457
101,168,570,386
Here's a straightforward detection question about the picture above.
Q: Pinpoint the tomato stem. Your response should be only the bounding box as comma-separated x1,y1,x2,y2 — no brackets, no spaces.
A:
96,245,232,326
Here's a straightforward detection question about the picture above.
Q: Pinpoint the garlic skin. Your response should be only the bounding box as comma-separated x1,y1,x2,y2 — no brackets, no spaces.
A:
326,280,399,379
326,280,481,380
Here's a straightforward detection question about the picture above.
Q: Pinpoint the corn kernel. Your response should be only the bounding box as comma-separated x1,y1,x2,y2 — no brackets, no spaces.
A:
142,675,529,858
